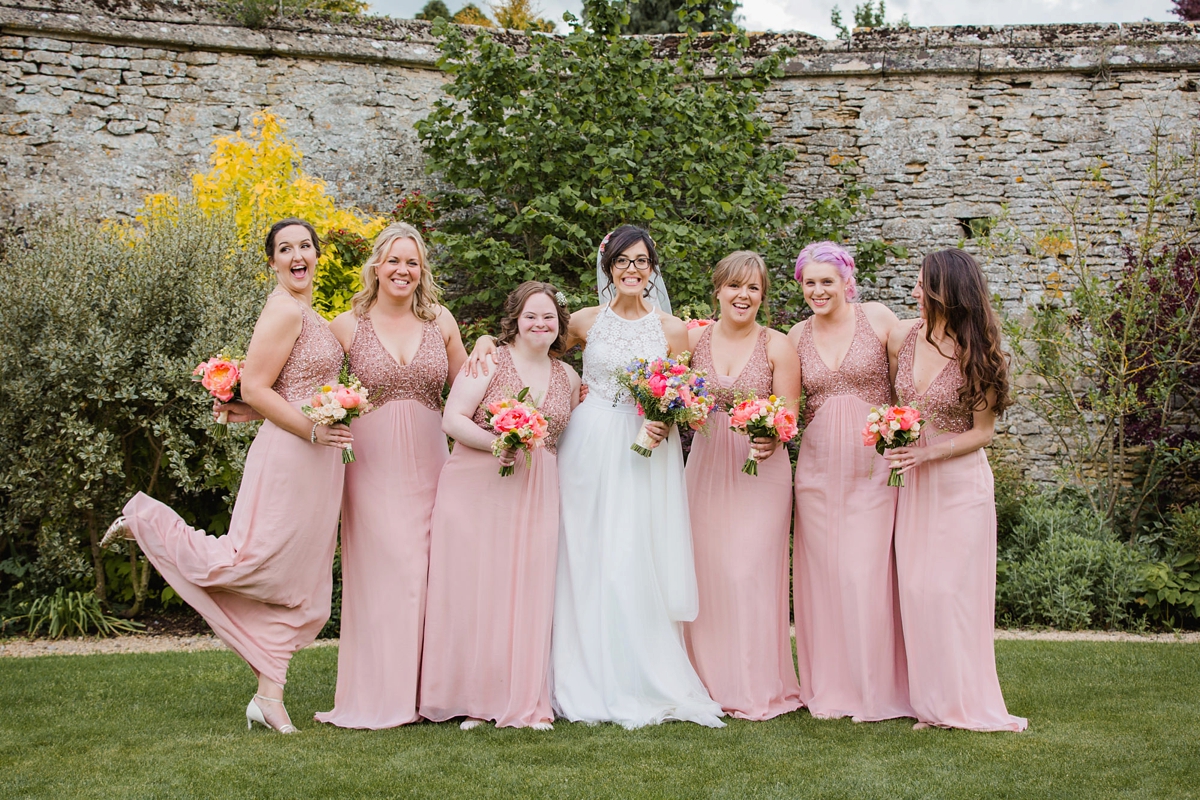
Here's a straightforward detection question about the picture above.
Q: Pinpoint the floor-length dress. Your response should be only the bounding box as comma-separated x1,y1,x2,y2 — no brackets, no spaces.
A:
124,300,345,687
793,304,914,721
420,347,572,727
683,326,801,720
551,307,724,729
314,315,449,729
893,322,1027,732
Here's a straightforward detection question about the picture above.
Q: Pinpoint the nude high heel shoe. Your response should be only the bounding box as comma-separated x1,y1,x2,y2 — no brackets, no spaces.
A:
246,694,298,734
99,516,135,549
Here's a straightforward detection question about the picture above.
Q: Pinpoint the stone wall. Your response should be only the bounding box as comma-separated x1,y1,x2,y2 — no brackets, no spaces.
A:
5,0,1200,477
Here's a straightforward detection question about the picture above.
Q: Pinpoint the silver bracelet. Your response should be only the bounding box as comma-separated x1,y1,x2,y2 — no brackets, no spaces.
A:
310,423,318,444
946,439,955,459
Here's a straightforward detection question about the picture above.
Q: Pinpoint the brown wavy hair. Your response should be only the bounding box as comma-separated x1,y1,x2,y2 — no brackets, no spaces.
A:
919,249,1012,416
351,222,442,320
496,281,571,357
712,250,770,322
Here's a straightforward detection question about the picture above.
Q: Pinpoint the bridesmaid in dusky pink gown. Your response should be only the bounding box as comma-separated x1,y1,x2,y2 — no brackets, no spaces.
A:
420,282,581,730
683,251,803,721
885,248,1027,732
104,219,353,734
315,222,468,729
787,241,913,722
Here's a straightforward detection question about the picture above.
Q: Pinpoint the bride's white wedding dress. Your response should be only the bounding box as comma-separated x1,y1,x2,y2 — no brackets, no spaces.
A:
550,305,725,729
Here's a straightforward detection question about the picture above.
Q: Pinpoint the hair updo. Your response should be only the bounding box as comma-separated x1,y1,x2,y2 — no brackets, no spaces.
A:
794,241,857,301
264,218,320,261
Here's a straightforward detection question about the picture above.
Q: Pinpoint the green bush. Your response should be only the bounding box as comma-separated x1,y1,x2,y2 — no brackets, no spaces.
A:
997,492,1143,630
1137,504,1200,626
7,588,144,639
0,203,265,616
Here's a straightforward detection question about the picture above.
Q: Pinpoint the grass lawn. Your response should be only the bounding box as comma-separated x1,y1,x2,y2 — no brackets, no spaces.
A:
1,641,1198,799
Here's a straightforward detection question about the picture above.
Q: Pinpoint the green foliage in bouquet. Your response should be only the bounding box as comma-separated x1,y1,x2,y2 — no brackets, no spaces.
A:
0,203,265,617
418,0,901,334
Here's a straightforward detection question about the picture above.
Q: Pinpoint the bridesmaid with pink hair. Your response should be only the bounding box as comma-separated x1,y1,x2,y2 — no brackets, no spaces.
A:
420,281,580,730
314,221,468,729
787,241,914,722
683,251,803,720
886,249,1027,732
103,218,352,734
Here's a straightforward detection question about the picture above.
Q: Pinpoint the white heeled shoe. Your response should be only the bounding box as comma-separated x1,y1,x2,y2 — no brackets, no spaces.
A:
99,516,134,549
459,718,486,731
246,694,298,734
530,721,554,731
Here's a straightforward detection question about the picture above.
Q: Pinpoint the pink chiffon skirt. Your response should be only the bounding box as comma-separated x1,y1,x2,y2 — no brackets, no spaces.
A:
124,408,344,687
419,445,559,728
794,395,913,721
683,412,802,721
894,428,1027,732
314,400,448,729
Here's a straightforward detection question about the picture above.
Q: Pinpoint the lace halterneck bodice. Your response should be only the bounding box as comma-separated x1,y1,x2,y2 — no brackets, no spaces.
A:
581,306,669,404
895,321,973,435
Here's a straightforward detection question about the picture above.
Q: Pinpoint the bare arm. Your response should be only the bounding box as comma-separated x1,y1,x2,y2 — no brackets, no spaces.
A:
660,313,690,358
441,368,497,454
239,296,351,448
563,363,582,410
437,306,469,388
888,400,997,475
767,329,802,416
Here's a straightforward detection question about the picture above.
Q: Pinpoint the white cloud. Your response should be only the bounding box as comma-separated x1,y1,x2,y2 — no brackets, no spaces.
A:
369,0,1177,37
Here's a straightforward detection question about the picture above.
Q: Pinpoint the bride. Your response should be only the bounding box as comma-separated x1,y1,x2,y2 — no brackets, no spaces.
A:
472,226,724,728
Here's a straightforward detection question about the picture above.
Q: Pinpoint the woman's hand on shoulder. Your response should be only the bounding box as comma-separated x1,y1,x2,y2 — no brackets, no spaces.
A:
329,311,357,352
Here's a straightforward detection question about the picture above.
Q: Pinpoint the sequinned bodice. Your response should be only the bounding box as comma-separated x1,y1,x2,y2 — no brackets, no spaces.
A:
348,314,447,412
271,301,345,402
797,304,891,424
582,306,668,405
691,325,773,412
471,346,573,454
895,322,973,435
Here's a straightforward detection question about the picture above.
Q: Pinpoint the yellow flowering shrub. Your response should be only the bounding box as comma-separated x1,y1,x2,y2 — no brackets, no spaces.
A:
146,111,385,318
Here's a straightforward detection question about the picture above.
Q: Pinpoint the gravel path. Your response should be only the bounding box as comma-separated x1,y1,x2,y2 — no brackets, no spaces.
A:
1,630,1197,658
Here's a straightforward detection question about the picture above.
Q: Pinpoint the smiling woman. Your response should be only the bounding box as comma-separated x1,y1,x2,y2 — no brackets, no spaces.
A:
314,222,468,730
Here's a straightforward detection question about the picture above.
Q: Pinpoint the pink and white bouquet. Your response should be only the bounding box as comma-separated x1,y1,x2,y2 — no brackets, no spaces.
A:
862,404,924,487
193,352,244,425
728,394,799,476
487,387,549,477
618,354,713,457
302,370,373,464
685,318,715,330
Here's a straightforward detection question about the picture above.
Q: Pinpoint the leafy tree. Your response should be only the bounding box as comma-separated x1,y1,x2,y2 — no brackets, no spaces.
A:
492,0,557,32
453,3,495,25
416,0,453,20
615,0,736,35
417,0,900,334
1172,0,1200,20
831,0,908,41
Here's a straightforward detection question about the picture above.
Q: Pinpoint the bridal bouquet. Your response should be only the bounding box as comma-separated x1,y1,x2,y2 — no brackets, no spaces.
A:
487,387,549,477
193,352,244,426
619,354,713,457
303,366,373,464
862,404,923,487
728,394,799,476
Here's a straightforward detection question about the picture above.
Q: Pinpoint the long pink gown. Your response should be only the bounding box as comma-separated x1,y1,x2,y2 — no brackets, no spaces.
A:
420,346,572,727
124,300,346,688
793,304,914,721
894,322,1027,732
314,314,449,729
683,326,802,720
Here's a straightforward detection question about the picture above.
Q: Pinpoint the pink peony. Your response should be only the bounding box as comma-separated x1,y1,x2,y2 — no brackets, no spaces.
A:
648,373,669,398
773,409,799,442
896,405,920,431
334,387,361,409
199,359,239,402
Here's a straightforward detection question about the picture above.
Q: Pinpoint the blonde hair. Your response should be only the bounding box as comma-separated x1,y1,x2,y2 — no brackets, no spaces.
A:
351,222,442,321
712,251,770,321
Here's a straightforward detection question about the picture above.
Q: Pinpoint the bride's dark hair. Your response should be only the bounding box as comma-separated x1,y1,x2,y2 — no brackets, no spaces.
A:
920,249,1012,416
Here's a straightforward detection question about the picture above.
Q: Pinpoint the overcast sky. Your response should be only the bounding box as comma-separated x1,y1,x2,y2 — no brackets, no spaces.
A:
367,0,1176,39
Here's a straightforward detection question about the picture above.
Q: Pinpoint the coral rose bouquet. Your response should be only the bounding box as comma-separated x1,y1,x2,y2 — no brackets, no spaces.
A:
862,404,924,487
618,353,713,457
192,352,244,428
302,364,373,464
728,394,799,476
487,386,549,477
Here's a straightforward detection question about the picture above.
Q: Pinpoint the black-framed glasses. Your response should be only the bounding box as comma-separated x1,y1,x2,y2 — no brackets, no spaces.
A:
613,256,652,272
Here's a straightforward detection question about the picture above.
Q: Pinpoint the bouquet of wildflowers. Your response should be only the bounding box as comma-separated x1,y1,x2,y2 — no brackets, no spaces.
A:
486,386,549,477
862,405,924,487
618,353,713,457
193,352,244,426
728,394,799,476
303,365,373,464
